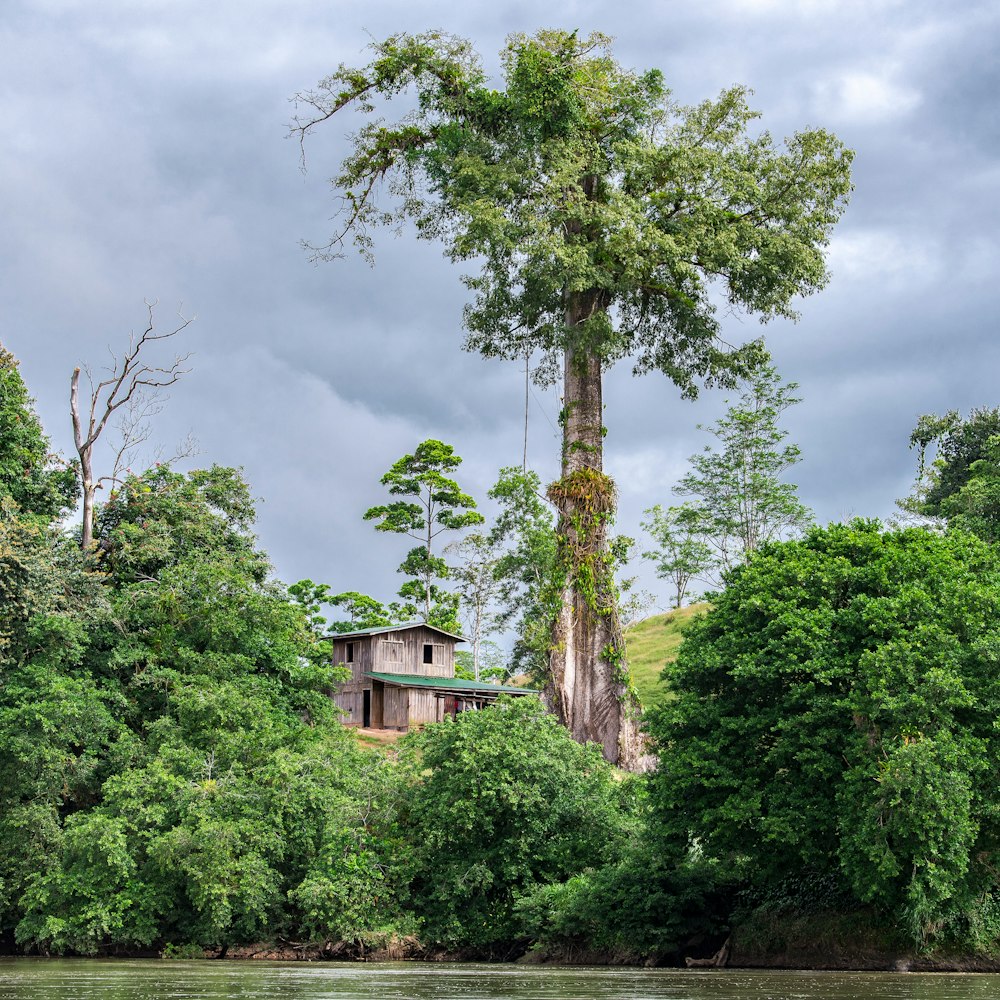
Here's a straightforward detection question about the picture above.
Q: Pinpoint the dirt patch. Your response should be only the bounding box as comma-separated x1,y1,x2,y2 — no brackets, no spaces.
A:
353,727,407,745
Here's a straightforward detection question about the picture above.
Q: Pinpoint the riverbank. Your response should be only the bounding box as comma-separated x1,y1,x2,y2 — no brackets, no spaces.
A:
8,939,1000,973
130,928,1000,973
7,901,1000,972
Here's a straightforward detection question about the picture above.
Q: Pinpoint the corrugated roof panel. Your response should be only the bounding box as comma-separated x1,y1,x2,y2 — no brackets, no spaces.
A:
326,622,467,642
365,671,538,695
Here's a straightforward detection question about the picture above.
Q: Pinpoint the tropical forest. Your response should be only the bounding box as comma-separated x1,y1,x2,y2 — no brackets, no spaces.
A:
4,29,1000,973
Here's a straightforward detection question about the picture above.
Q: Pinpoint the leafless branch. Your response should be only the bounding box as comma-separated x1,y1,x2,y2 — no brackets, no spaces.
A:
71,300,195,549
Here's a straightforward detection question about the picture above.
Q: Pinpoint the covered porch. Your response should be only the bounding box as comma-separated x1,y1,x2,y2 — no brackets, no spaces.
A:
363,671,537,730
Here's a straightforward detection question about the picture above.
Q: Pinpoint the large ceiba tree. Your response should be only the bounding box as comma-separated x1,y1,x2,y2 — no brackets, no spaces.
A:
292,30,852,767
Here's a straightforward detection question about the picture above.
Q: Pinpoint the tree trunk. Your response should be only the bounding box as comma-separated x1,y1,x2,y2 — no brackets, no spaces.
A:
545,296,644,770
424,499,433,620
70,367,96,551
80,461,96,551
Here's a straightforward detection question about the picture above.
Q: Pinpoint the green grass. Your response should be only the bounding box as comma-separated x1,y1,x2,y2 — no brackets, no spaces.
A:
624,603,709,710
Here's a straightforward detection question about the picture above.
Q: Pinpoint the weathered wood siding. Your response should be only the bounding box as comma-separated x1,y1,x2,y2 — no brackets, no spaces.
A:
372,626,455,677
383,685,409,729
332,689,362,724
330,634,377,683
330,634,378,725
408,689,440,726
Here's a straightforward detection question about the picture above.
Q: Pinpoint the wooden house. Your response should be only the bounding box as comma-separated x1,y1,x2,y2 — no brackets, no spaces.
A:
328,622,535,730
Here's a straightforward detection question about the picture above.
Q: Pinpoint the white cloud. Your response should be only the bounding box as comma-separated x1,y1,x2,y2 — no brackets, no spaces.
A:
826,228,938,286
811,68,922,124
607,447,691,504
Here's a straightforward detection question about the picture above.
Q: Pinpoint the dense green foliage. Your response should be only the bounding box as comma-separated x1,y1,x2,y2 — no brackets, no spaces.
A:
400,696,635,953
2,459,404,954
0,347,77,520
648,521,1000,944
0,352,651,959
906,408,1000,542
516,844,736,959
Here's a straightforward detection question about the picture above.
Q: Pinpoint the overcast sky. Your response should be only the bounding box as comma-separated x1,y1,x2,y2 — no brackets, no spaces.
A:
3,0,998,619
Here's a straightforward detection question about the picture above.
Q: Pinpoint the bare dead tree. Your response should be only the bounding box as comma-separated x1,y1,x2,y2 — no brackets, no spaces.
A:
71,300,194,550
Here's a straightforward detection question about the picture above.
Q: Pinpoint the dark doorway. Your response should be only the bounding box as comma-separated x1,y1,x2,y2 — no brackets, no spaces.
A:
363,689,371,728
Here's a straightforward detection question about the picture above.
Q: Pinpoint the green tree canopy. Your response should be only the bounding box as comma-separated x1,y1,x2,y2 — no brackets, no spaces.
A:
0,347,106,930
648,520,1000,943
328,590,397,633
7,464,407,955
294,31,851,378
905,407,1000,542
0,345,77,520
0,505,118,937
95,464,264,584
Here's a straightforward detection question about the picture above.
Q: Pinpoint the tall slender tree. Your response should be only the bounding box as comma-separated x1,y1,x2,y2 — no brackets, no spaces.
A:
641,503,714,609
488,467,560,684
293,30,852,765
675,363,812,573
364,439,483,628
446,532,503,680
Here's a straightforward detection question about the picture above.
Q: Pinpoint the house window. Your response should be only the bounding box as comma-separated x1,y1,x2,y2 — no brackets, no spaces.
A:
346,642,354,663
382,639,404,664
423,643,445,665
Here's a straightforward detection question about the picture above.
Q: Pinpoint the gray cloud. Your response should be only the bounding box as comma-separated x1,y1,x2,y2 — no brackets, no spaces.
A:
2,0,998,616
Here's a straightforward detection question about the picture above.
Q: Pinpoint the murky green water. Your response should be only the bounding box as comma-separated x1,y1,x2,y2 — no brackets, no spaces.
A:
0,961,998,1000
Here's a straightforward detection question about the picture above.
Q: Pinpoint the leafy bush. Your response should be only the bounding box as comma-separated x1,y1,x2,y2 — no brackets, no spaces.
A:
516,845,737,959
648,520,1000,946
399,696,636,953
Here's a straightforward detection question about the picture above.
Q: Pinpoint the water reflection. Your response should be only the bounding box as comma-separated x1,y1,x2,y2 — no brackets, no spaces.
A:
0,960,997,1000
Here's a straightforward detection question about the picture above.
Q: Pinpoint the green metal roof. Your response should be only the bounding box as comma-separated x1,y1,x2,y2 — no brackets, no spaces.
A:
365,671,538,696
327,622,467,642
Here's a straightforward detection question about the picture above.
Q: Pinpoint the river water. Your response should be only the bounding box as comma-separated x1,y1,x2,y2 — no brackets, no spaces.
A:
1,961,999,1000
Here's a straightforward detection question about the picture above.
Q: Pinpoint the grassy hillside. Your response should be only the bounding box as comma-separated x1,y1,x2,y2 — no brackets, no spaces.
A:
625,602,709,709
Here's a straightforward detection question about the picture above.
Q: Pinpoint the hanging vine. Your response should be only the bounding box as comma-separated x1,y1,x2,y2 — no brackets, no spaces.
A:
547,469,638,702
